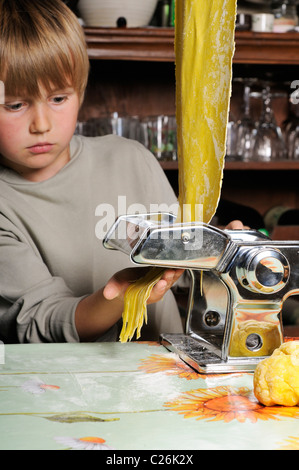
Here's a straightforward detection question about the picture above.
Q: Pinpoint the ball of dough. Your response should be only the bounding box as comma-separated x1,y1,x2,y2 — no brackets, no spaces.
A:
253,341,299,406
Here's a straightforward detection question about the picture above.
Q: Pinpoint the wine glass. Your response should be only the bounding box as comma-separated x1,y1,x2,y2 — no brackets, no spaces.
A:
234,78,258,161
287,124,299,159
252,85,287,161
226,109,237,160
282,85,299,159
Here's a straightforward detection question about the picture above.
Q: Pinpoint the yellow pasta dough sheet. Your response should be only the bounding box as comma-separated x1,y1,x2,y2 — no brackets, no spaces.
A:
176,0,237,224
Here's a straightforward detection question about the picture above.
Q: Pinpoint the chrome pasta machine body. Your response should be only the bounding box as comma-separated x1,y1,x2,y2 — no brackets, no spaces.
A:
103,212,299,373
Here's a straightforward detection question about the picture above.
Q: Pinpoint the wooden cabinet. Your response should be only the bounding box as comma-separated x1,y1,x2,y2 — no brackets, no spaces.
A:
82,27,299,224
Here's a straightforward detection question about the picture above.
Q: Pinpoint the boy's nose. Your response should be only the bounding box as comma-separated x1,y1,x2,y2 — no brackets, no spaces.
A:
29,105,51,134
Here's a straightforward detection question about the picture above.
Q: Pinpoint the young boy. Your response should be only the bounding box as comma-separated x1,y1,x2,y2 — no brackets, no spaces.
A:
0,0,186,343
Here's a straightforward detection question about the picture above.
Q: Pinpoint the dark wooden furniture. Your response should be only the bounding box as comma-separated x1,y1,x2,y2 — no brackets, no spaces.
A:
81,28,299,229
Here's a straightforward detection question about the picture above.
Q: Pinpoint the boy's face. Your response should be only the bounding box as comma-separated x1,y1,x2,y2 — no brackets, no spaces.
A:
0,85,80,181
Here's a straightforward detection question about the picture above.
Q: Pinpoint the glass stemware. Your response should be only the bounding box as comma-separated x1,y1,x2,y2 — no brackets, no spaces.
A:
252,85,287,162
141,115,177,161
226,109,237,160
287,125,299,159
234,78,257,161
282,86,299,159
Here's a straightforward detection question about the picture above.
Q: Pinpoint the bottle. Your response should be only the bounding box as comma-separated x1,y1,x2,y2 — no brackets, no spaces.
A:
156,0,170,27
169,0,175,27
264,205,290,233
272,0,298,32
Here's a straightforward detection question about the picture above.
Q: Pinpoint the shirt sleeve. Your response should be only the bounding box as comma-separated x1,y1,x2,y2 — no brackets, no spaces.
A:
0,218,82,343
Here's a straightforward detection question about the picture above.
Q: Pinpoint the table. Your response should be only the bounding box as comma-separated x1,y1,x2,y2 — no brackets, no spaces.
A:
0,341,298,451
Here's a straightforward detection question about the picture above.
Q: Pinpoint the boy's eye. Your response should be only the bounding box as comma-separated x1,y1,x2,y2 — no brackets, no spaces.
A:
52,95,67,104
5,102,24,111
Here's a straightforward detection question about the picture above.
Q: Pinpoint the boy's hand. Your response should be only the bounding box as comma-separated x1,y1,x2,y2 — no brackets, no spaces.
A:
103,267,184,304
224,220,249,230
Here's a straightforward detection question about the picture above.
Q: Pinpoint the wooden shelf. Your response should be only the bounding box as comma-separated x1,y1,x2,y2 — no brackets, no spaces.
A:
234,31,299,65
160,159,299,171
84,27,299,64
84,27,175,62
225,159,299,170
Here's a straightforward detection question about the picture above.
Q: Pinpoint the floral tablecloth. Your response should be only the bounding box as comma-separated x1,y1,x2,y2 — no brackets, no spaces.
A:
0,341,298,450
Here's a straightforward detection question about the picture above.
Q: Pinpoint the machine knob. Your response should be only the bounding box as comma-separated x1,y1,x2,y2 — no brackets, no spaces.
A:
237,248,290,294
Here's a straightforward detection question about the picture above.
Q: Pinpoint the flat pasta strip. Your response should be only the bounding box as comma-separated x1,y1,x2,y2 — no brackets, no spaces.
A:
176,0,237,224
119,0,237,342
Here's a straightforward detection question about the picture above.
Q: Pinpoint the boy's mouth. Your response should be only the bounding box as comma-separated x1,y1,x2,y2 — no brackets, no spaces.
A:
27,143,54,154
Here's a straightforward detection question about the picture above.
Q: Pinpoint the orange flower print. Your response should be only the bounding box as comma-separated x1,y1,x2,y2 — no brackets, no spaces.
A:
55,436,114,450
136,341,160,346
139,353,233,380
165,386,299,423
21,379,60,394
278,436,299,450
139,353,200,380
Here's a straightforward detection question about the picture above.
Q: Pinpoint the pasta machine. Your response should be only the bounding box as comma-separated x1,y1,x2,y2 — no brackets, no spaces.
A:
103,212,299,373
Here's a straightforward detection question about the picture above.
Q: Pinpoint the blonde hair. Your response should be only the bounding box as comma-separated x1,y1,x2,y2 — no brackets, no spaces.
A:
0,0,90,104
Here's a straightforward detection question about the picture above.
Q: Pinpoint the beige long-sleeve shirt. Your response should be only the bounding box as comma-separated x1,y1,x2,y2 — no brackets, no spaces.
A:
0,135,182,343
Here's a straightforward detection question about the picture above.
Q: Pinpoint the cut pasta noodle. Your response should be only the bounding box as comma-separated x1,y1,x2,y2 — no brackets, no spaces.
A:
119,267,165,342
119,0,237,343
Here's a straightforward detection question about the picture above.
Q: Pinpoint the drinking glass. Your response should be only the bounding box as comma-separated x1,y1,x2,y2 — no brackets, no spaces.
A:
93,113,146,144
74,119,97,136
234,78,257,161
287,125,299,159
226,109,237,160
252,85,287,161
142,115,177,161
282,86,299,159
